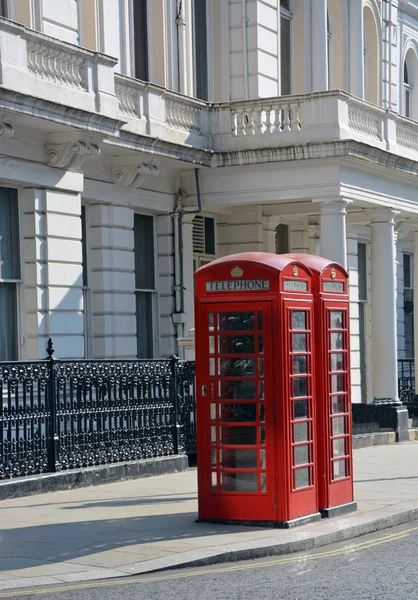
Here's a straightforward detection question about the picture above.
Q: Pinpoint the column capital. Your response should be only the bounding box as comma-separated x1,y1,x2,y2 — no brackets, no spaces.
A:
367,208,400,224
312,198,352,215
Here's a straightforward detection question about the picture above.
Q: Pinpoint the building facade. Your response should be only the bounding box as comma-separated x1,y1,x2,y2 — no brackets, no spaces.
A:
0,0,418,405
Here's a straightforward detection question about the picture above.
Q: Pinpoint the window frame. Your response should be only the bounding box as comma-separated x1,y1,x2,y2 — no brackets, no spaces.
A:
279,0,292,96
130,0,149,81
192,0,209,100
404,62,413,119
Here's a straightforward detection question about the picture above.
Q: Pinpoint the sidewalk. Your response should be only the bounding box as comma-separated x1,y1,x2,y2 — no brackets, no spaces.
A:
1,443,418,592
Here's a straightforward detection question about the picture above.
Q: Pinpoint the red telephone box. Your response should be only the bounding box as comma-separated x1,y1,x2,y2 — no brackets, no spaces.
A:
286,255,356,517
194,253,321,527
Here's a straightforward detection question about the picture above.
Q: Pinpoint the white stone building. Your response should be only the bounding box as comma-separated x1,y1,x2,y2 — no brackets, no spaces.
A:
0,0,417,405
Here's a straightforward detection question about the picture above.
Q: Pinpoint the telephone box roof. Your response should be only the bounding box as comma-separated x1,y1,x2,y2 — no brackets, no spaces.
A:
195,252,314,275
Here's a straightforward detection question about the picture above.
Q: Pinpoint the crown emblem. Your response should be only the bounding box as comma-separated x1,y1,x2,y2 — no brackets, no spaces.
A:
293,266,299,277
330,268,337,280
231,266,243,278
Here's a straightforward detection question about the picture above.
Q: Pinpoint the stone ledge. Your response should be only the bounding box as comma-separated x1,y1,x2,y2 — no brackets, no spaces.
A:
352,431,396,449
0,455,188,501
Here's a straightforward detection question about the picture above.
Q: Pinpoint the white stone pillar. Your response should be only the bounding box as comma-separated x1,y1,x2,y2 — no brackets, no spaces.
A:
349,0,364,98
413,224,418,395
370,209,400,404
314,199,350,269
311,0,328,91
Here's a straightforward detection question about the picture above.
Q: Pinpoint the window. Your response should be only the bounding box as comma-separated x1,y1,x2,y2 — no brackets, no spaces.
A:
81,206,91,358
193,215,215,271
358,243,368,402
403,254,414,359
133,0,149,81
404,63,412,118
193,0,208,100
0,188,20,360
0,0,8,18
276,224,289,254
134,214,155,358
280,0,291,95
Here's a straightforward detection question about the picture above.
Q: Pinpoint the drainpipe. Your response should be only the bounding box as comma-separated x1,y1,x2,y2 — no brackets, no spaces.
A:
241,0,249,99
171,169,203,357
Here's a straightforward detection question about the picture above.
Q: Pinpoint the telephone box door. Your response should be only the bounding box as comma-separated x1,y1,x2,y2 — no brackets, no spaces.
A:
196,301,276,522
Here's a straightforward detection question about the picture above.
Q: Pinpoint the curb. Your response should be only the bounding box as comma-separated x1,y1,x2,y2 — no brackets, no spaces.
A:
0,455,189,501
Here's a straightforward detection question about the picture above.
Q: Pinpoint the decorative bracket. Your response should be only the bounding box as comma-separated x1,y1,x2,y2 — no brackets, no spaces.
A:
0,122,14,138
46,141,100,170
112,163,159,188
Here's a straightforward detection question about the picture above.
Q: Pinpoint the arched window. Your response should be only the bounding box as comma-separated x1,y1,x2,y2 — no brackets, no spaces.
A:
280,0,291,95
363,6,379,104
404,62,411,118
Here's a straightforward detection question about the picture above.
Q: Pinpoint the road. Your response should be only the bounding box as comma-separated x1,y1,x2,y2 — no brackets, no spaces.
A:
3,520,418,600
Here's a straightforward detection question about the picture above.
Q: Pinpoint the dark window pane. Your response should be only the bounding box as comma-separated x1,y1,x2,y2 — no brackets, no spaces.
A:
294,400,308,420
81,206,88,287
220,472,258,492
133,0,148,81
330,311,343,329
292,311,306,330
218,335,254,354
332,374,345,393
258,358,264,376
0,283,17,360
220,449,257,469
293,377,308,398
220,426,257,445
331,332,344,350
218,312,254,332
280,16,291,95
358,243,367,301
193,0,208,100
404,254,411,289
331,353,344,372
275,224,289,253
219,380,256,400
219,358,256,377
257,311,263,330
219,403,257,422
258,335,264,354
204,216,215,254
136,292,153,358
293,355,307,374
134,214,154,289
260,403,265,422
0,188,20,280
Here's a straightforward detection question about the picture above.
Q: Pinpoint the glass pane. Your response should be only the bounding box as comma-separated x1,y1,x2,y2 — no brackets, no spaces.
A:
136,292,153,358
260,449,266,468
260,426,265,445
219,380,256,400
218,335,254,354
294,422,308,443
333,438,346,458
331,332,344,350
332,374,345,393
330,311,343,329
280,15,291,95
0,284,18,361
0,188,20,279
209,313,214,331
261,472,267,493
220,449,257,469
257,312,263,331
220,472,258,492
259,380,264,399
332,416,346,436
295,444,309,466
294,400,308,420
332,396,346,414
211,426,216,444
295,467,310,489
331,353,344,372
219,403,257,422
219,358,255,377
333,460,347,479
212,471,217,490
204,216,215,254
260,404,265,422
292,311,306,330
209,358,215,376
209,336,215,354
292,333,307,352
258,358,264,376
218,312,254,332
293,355,307,374
211,449,216,467
210,403,216,421
258,335,264,354
134,214,155,289
220,426,257,445
294,377,308,398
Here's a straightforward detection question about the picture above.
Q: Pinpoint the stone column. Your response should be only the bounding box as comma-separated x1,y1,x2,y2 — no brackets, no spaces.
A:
314,199,350,269
311,0,328,91
370,209,400,404
262,217,282,253
349,0,364,98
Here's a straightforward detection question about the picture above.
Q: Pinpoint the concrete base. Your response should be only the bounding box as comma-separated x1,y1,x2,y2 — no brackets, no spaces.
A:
0,455,189,501
196,512,322,529
352,431,396,449
320,501,358,519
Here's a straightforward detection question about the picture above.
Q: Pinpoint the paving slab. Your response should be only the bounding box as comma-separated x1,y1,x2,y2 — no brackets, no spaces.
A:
1,443,418,591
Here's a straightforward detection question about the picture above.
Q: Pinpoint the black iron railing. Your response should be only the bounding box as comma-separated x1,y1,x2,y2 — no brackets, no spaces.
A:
398,358,415,404
0,340,196,479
